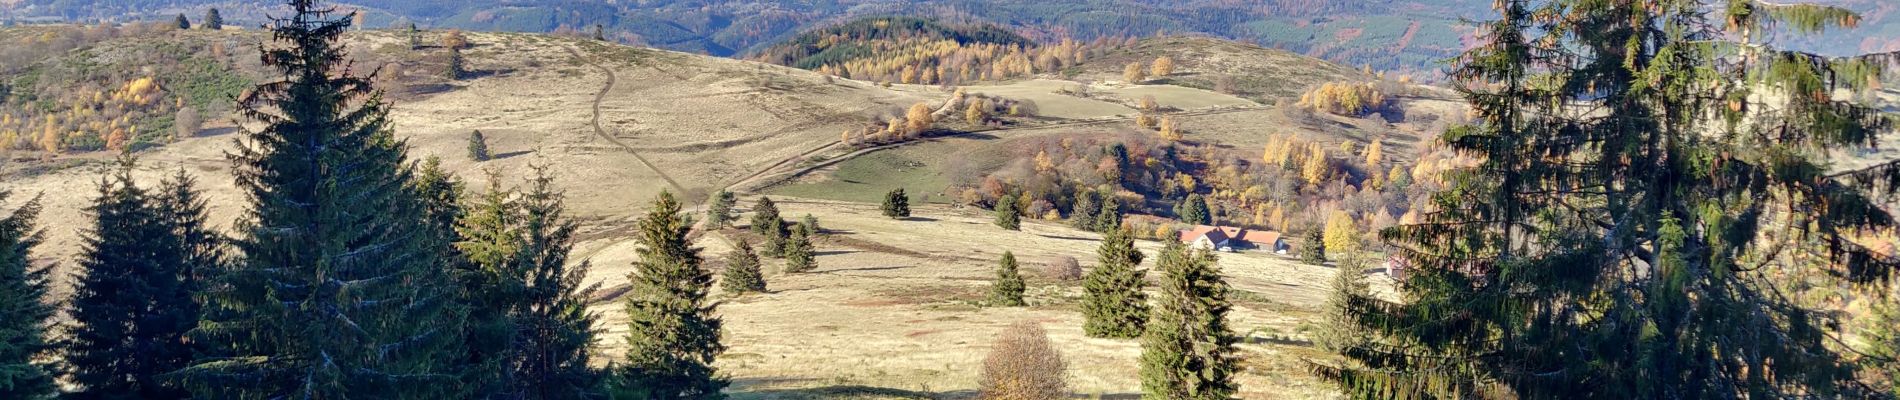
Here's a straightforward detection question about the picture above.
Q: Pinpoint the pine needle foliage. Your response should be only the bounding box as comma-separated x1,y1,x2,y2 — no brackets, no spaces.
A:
173,1,465,397
783,224,816,273
721,239,766,295
1082,228,1148,339
882,188,910,218
705,191,736,228
63,162,213,400
615,191,725,399
1323,0,1900,397
995,194,1021,231
991,251,1026,307
1139,239,1239,399
0,193,53,400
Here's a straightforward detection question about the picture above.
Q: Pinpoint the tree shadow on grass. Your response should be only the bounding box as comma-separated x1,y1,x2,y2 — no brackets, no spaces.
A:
490,150,533,160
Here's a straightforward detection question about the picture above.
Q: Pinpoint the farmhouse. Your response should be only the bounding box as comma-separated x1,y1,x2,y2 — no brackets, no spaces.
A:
1178,225,1287,253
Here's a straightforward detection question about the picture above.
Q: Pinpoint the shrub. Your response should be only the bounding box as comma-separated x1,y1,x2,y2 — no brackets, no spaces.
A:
1044,256,1081,282
980,322,1068,400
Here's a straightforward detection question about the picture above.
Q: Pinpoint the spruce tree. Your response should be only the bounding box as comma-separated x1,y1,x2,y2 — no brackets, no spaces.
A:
750,196,782,237
513,165,602,399
447,47,467,80
990,251,1026,307
1299,228,1324,266
1174,194,1210,225
615,191,725,399
783,224,815,273
1070,190,1098,230
1315,253,1367,354
1323,0,1900,397
414,156,466,257
994,194,1020,231
800,214,821,235
1139,239,1238,399
1081,228,1147,338
0,194,53,400
468,130,490,161
63,163,203,400
705,190,736,228
174,1,464,397
721,239,765,295
203,8,222,30
882,188,910,218
1092,194,1122,233
407,22,421,50
455,172,524,397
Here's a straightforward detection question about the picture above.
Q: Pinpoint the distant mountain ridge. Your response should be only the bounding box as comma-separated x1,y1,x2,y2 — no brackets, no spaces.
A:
8,0,1896,78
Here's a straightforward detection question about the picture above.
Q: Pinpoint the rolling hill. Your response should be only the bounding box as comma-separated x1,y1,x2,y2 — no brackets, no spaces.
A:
0,21,1471,396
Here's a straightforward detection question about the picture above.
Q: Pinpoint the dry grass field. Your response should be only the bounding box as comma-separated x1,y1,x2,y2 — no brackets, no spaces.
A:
0,29,1434,399
572,198,1392,399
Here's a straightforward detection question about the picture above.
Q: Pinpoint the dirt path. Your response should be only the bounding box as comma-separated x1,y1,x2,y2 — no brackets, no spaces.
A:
564,46,687,195
723,104,1271,193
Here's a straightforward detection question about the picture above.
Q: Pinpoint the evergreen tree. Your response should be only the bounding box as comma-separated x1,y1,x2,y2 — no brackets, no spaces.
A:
615,191,725,399
63,163,206,400
1174,194,1210,225
414,157,466,257
750,196,782,237
1323,0,1900,397
1082,228,1147,338
990,251,1025,307
1299,229,1324,266
0,194,53,400
705,190,736,228
721,239,765,295
1315,253,1368,354
1092,194,1122,233
783,224,816,273
513,165,602,399
882,188,910,218
407,22,421,50
994,194,1020,231
800,214,821,235
752,197,786,258
1139,240,1238,399
174,1,465,397
468,130,490,161
455,172,525,398
1069,190,1098,230
447,47,467,80
203,8,222,30
174,14,190,30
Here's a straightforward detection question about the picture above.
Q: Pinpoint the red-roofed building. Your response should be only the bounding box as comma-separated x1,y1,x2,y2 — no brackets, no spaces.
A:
1179,225,1287,253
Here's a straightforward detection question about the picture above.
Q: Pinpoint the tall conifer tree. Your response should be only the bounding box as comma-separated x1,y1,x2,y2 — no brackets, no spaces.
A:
456,172,524,397
64,163,207,400
1139,240,1238,399
513,165,602,399
615,192,725,399
175,2,464,397
0,193,53,400
1324,0,1900,397
1082,228,1147,338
